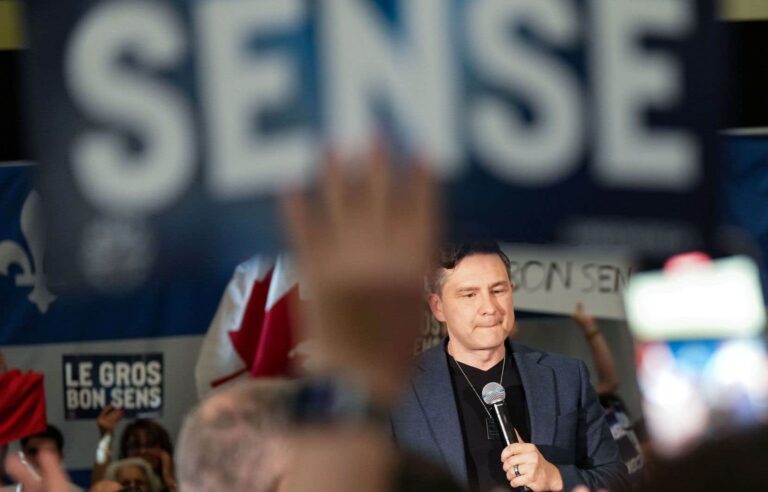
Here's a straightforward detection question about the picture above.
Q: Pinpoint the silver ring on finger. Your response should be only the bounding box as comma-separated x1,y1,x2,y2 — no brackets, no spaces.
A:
514,464,521,477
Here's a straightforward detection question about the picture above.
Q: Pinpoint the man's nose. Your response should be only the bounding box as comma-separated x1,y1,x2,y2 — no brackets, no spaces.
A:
479,291,500,314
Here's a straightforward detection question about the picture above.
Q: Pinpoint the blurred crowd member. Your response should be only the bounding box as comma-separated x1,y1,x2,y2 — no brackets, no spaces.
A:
638,424,768,492
116,422,174,492
91,410,175,492
176,365,463,492
86,481,121,492
4,449,70,492
176,379,293,492
571,303,619,397
571,304,647,481
104,459,160,492
279,146,449,492
1,426,82,492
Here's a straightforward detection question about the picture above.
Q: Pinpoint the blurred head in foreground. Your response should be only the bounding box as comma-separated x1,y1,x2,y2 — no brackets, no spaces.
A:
21,425,65,474
176,379,294,492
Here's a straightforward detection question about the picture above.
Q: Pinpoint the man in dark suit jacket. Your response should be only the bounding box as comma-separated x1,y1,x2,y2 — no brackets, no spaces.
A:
391,242,628,492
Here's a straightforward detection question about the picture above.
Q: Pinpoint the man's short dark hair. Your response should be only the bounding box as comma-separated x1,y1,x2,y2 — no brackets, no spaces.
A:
20,425,64,454
428,240,511,293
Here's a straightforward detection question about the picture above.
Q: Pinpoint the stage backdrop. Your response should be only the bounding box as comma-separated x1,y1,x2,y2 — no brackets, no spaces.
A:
8,1,768,488
22,0,722,289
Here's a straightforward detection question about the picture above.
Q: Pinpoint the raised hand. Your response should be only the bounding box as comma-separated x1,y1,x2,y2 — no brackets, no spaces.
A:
96,405,124,436
280,144,439,404
5,450,70,492
571,302,597,334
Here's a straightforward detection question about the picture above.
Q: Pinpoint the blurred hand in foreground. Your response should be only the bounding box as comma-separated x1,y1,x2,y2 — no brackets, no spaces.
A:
281,144,439,404
5,450,70,492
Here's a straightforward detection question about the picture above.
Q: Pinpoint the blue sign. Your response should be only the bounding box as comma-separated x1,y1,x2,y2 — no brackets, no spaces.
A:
23,0,721,287
62,353,164,420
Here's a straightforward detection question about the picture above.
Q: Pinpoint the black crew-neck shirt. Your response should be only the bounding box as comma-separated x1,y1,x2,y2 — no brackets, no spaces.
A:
447,342,531,492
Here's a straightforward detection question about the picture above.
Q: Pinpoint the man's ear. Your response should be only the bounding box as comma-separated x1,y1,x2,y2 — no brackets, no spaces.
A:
428,293,447,323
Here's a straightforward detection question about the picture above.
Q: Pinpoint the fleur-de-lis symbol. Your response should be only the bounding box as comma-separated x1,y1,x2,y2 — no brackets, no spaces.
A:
0,191,57,313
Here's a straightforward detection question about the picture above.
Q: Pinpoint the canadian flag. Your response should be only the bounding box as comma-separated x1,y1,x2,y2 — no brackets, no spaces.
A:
195,255,302,399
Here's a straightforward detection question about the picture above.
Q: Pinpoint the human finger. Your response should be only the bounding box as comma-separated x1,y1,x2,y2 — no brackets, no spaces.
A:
502,451,537,473
399,161,440,269
505,461,533,481
514,428,525,443
365,138,393,231
500,442,536,461
320,151,348,229
5,453,42,492
279,188,315,261
37,450,70,492
107,407,124,421
507,463,534,490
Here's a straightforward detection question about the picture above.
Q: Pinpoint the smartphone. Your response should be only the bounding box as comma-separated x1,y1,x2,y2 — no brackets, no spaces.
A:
624,255,768,457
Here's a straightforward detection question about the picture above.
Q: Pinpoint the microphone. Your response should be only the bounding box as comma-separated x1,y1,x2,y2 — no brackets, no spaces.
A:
482,382,518,446
482,382,530,492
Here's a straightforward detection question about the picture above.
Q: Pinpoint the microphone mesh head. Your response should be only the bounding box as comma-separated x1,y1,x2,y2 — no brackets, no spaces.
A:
482,382,506,405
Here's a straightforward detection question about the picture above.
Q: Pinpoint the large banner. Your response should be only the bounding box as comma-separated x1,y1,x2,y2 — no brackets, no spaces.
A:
23,0,721,288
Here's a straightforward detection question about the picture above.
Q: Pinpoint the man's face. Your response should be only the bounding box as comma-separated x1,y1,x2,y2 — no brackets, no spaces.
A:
22,437,61,473
429,253,515,353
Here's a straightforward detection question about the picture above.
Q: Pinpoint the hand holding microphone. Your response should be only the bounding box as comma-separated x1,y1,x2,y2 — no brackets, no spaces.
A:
483,383,562,492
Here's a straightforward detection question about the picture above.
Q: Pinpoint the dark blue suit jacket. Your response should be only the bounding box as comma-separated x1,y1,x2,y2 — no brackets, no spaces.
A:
390,340,629,491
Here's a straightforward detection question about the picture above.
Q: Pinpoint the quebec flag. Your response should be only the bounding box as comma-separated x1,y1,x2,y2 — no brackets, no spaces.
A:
0,163,55,328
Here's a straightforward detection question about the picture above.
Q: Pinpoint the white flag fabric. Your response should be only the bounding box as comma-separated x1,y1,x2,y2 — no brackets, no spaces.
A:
195,255,299,399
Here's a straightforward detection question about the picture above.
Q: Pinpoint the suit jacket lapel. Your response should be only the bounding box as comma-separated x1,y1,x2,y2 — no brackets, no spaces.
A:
513,344,557,445
411,344,468,486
